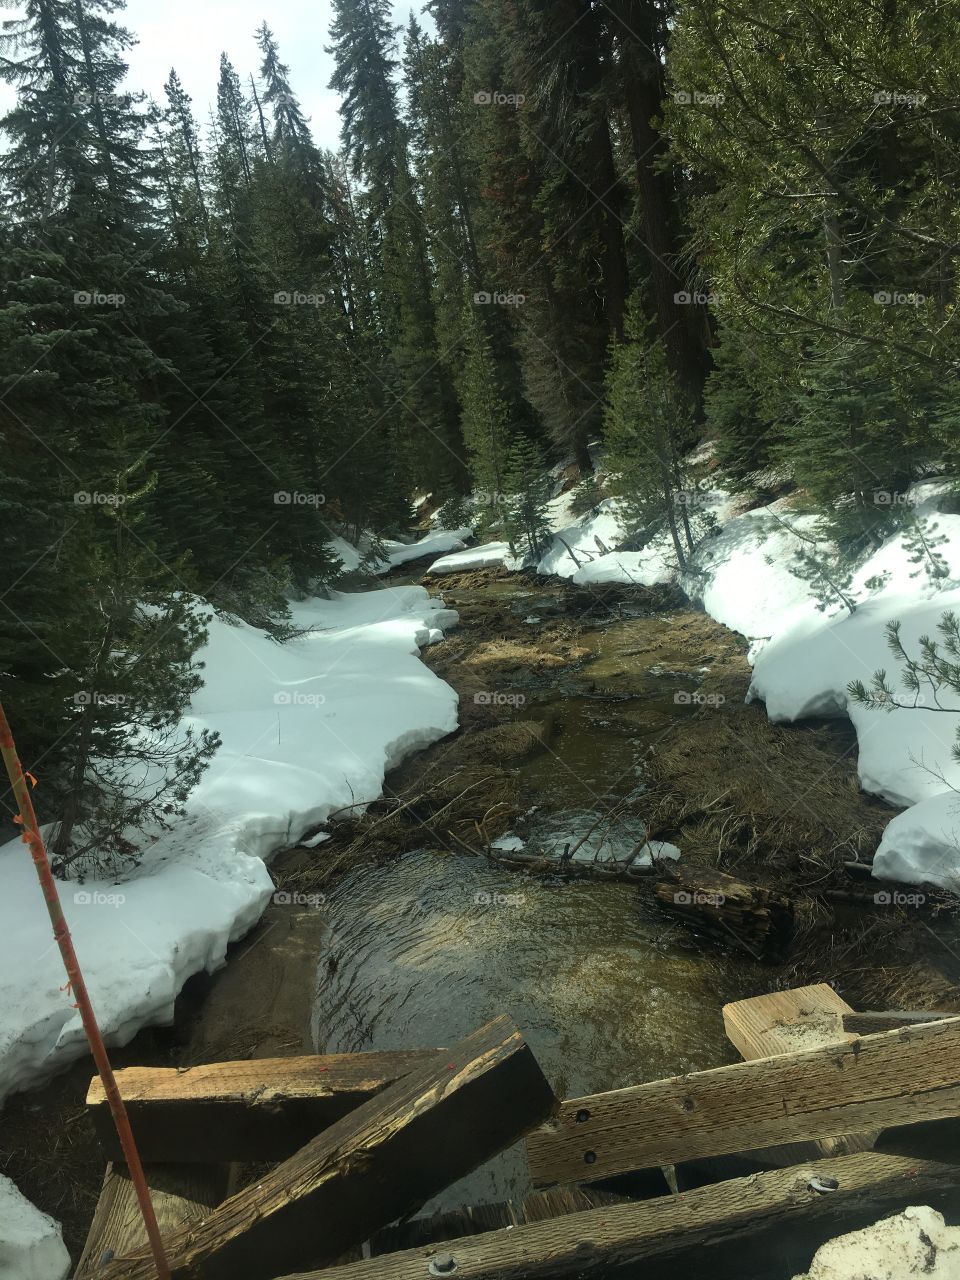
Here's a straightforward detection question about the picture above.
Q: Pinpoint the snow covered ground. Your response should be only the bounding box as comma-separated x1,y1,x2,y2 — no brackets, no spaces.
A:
424,473,960,892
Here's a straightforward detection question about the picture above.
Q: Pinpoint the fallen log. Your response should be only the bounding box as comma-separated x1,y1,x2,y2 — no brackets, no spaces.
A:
486,848,660,882
86,1049,445,1163
274,1153,960,1280
721,985,878,1164
526,1013,960,1187
653,866,794,962
98,1015,555,1280
74,1163,228,1279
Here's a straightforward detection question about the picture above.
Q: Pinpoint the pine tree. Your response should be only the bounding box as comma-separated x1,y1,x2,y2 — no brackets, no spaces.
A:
503,434,551,561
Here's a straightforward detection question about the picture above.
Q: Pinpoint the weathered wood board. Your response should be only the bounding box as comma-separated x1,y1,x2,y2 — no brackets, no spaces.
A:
722,983,877,1163
526,1014,960,1186
275,1153,960,1280
74,1163,228,1279
87,1049,444,1162
98,1015,556,1280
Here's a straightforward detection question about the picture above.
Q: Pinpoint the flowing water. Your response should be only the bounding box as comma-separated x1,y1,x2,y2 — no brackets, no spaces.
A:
312,575,765,1212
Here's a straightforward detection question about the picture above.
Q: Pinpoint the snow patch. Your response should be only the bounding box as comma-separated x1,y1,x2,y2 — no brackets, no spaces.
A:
0,1175,70,1280
792,1205,960,1279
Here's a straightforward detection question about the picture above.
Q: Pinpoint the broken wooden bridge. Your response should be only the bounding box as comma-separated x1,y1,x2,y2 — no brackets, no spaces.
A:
77,985,960,1279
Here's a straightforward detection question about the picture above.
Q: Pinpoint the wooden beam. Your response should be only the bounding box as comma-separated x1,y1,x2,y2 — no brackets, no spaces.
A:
842,1009,951,1035
86,1049,445,1163
274,1153,959,1280
74,1163,228,1279
721,984,876,1163
526,1014,960,1187
98,1016,556,1280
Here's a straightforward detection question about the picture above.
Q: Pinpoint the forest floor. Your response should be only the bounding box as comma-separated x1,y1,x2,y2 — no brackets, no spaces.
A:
5,563,960,1261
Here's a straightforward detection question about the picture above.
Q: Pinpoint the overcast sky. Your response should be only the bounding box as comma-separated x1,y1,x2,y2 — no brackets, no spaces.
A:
0,0,423,152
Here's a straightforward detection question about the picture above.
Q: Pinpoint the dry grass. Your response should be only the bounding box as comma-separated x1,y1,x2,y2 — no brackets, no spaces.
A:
644,703,893,881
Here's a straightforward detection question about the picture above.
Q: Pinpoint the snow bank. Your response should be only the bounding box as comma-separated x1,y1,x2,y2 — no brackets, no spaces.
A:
428,541,522,574
0,1175,69,1280
0,586,459,1104
373,527,472,573
793,1205,960,1279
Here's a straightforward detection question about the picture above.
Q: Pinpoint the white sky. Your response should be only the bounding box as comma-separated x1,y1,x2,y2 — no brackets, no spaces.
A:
0,0,423,152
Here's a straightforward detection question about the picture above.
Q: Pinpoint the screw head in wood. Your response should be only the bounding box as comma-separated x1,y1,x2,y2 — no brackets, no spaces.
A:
808,1175,840,1193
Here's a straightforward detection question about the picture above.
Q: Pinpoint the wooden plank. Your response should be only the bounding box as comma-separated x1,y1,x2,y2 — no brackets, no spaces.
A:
274,1153,960,1280
843,1009,951,1035
98,1015,556,1280
87,1049,445,1162
369,1184,628,1255
74,1163,228,1279
526,1014,960,1187
721,984,876,1163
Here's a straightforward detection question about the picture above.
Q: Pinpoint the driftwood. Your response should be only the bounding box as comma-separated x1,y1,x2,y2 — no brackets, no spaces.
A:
87,1049,445,1163
99,1016,556,1280
526,1014,960,1187
654,866,794,962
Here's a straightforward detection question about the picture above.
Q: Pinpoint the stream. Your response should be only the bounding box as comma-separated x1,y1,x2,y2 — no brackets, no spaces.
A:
312,572,766,1213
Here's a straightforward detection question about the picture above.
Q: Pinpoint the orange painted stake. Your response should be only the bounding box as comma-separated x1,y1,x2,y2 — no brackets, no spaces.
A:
0,701,171,1280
